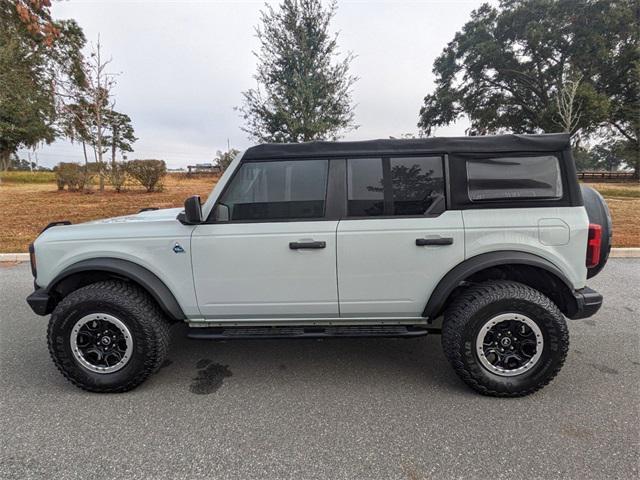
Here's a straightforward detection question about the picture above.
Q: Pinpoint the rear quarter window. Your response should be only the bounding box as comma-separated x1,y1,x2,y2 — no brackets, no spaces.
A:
466,155,563,201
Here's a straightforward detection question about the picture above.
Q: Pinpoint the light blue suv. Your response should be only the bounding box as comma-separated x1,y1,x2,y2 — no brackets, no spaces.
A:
27,134,610,395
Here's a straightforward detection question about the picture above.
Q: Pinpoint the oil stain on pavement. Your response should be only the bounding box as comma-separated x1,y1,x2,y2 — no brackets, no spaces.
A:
587,362,619,375
190,359,233,394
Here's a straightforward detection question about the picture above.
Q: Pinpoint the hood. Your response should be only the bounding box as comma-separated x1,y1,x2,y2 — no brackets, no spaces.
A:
34,206,191,246
83,207,184,225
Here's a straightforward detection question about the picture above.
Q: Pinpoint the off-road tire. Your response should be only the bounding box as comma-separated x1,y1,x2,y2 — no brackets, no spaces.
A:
47,280,170,393
442,280,569,397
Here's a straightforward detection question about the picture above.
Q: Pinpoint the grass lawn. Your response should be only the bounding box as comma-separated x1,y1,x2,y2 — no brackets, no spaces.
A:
0,174,638,252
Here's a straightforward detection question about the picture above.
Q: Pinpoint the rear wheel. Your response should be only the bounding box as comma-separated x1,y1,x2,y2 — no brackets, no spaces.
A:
48,280,170,392
442,280,569,397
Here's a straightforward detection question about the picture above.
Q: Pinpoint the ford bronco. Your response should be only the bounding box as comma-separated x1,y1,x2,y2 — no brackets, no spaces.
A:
27,133,610,396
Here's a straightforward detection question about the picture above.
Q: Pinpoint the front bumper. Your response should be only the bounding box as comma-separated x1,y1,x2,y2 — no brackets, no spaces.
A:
26,288,55,316
567,287,603,319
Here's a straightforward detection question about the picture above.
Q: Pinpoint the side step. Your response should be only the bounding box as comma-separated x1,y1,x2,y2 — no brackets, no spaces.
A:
187,325,436,340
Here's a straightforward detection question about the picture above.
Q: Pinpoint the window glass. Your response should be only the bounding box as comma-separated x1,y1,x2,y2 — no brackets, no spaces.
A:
390,156,445,215
220,159,328,221
347,158,384,216
466,155,563,201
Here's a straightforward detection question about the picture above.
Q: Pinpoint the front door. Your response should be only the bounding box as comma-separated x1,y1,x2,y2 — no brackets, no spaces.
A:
336,155,465,319
191,158,339,320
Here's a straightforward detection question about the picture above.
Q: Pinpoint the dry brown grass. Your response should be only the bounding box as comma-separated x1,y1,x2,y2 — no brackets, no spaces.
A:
0,175,218,253
0,176,638,252
586,183,640,248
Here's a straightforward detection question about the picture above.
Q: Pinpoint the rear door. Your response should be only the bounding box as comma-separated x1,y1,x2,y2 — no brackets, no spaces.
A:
192,158,340,320
337,155,464,319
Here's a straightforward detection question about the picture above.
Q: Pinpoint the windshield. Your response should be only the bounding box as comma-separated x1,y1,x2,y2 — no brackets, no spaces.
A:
199,150,245,220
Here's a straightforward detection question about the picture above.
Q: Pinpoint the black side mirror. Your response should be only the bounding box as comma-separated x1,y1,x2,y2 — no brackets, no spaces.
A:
180,195,202,224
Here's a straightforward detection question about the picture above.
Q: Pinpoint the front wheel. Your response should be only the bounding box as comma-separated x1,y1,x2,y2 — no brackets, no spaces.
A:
47,280,170,393
441,280,569,397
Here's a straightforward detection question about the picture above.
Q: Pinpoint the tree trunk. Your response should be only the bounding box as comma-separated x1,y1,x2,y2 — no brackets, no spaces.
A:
0,148,11,172
82,140,88,166
111,124,117,168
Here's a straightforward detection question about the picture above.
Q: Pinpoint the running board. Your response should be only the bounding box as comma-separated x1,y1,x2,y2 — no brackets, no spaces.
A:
186,325,437,340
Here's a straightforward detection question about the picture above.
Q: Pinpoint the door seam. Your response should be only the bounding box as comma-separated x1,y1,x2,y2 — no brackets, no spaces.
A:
335,220,341,317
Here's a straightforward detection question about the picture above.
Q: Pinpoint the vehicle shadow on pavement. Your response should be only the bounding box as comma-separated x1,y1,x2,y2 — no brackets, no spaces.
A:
150,323,472,396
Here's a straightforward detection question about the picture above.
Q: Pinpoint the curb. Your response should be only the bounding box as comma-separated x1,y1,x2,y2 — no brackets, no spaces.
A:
610,248,640,258
2,248,640,263
0,253,29,262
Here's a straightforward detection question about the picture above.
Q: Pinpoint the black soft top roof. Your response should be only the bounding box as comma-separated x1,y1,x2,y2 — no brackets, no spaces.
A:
243,133,570,160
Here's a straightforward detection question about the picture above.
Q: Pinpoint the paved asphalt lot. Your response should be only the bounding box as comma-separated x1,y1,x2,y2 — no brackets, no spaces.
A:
1,260,638,480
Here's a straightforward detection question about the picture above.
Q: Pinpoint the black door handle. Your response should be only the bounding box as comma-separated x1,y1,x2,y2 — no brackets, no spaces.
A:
289,241,326,249
416,237,454,246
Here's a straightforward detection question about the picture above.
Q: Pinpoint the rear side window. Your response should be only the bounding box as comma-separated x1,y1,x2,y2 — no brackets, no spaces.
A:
220,159,328,221
390,156,444,215
347,156,445,217
466,155,563,201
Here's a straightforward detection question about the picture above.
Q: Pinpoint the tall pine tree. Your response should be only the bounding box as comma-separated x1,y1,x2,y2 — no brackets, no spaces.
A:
240,0,357,143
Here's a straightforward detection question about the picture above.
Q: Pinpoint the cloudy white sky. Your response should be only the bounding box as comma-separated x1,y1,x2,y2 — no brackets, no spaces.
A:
25,0,495,169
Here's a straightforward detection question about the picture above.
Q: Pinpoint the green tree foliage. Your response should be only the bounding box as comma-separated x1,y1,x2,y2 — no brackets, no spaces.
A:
213,148,240,172
0,0,85,170
240,0,357,143
418,0,639,173
573,140,632,172
104,110,137,163
572,147,598,172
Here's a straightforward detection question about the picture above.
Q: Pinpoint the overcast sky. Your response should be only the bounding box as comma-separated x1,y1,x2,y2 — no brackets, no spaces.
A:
24,0,495,169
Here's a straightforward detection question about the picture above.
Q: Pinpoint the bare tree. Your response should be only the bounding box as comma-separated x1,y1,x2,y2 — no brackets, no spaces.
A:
555,72,583,136
83,36,117,191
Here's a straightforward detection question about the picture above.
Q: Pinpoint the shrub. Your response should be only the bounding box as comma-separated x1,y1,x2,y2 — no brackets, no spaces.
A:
55,163,83,191
127,159,167,192
106,161,129,192
55,174,65,191
54,163,95,191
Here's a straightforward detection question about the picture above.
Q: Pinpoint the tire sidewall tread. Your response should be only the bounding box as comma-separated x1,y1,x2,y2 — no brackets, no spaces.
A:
442,280,569,397
47,280,170,393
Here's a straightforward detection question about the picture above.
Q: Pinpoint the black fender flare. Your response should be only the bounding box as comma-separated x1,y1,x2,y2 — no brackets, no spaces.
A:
423,251,575,319
47,258,185,320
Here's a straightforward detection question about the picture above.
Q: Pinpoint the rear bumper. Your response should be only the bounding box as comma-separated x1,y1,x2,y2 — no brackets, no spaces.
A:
568,287,603,319
26,288,54,316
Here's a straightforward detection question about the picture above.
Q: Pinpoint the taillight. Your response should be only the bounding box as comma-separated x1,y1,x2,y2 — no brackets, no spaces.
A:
586,224,602,268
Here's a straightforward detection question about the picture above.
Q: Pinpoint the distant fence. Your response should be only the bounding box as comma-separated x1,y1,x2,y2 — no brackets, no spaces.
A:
186,164,221,176
578,171,637,182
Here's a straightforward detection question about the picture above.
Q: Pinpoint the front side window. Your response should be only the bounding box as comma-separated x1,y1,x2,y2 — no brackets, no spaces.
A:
219,159,328,221
466,155,563,201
